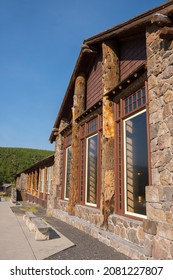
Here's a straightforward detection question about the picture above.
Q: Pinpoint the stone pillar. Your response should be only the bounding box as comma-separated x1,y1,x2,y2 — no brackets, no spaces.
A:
47,120,68,210
144,21,173,259
68,74,86,215
101,41,119,228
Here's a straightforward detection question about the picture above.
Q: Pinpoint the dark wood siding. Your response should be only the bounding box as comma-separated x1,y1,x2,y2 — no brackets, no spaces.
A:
120,37,146,81
86,54,103,110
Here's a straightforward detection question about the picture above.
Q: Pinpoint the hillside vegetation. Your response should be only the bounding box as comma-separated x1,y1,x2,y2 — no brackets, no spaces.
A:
0,147,53,185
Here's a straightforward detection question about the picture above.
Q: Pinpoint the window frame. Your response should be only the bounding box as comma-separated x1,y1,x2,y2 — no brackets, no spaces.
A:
64,145,72,200
46,166,53,195
85,133,98,206
123,109,148,218
79,115,102,207
40,169,44,193
114,82,151,219
62,133,72,200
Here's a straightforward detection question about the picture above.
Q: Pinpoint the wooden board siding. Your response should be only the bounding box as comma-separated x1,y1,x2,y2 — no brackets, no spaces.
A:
86,54,103,110
120,37,146,81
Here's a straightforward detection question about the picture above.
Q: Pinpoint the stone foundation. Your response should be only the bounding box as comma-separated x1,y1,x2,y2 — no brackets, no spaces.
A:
48,200,146,259
48,206,145,259
108,214,144,247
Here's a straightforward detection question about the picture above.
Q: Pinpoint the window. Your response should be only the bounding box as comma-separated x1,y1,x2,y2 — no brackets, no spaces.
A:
115,85,149,218
63,133,72,200
46,166,53,194
64,146,72,199
86,134,98,205
79,115,102,207
40,169,44,193
124,110,148,216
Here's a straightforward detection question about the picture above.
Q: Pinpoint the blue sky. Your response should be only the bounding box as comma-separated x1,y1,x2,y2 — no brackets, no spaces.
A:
0,0,166,151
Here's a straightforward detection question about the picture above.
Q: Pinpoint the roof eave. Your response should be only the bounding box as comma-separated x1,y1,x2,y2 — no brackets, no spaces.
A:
49,1,173,143
84,1,173,45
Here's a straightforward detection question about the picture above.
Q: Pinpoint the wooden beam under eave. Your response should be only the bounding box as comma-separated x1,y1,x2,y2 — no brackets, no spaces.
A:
160,26,173,39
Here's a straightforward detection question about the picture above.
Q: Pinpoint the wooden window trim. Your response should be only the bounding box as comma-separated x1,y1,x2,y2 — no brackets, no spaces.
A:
62,133,72,200
79,115,102,208
114,82,151,220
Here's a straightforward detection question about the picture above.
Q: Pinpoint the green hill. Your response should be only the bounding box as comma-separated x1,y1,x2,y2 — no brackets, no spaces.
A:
0,147,54,185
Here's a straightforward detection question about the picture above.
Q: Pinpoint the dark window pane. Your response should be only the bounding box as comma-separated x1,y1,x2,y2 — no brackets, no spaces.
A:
129,96,132,104
86,135,98,204
133,102,137,110
142,96,146,105
124,111,148,216
65,146,72,199
133,93,136,102
138,99,141,107
137,91,141,99
124,87,146,115
87,118,98,134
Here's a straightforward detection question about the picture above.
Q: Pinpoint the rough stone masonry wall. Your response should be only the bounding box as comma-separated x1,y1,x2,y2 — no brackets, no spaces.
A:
47,120,67,210
108,214,144,247
145,23,173,259
56,199,100,227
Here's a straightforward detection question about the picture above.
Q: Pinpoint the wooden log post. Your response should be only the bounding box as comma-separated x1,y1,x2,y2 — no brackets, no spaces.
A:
47,120,69,210
68,73,86,215
101,41,120,228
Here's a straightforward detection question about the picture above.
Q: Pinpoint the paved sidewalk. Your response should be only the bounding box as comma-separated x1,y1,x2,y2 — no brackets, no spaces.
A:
0,200,35,259
0,201,74,260
1,200,130,260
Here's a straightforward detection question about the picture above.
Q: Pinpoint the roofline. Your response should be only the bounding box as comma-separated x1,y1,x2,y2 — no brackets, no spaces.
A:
49,0,173,143
84,1,173,45
49,49,83,143
15,154,54,176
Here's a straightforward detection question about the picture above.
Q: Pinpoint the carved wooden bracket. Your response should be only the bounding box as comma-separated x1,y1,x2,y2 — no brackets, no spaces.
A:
151,13,173,27
81,43,97,54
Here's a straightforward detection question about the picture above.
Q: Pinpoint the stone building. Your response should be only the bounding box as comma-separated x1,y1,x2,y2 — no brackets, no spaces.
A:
48,2,173,259
15,154,54,207
16,1,173,259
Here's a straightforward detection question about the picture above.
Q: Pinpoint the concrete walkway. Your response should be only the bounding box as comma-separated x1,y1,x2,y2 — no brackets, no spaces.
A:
1,200,130,260
0,200,74,260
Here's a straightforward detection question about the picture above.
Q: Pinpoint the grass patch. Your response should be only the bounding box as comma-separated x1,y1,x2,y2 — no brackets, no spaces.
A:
18,205,38,213
28,206,38,213
18,207,27,212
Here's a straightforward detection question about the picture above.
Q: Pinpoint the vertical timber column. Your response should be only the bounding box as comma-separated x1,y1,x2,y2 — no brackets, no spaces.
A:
101,41,119,228
68,73,86,215
48,120,68,210
144,17,173,259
